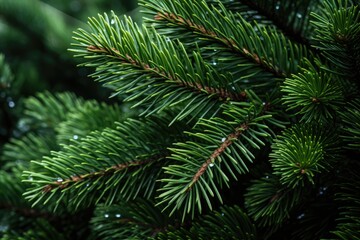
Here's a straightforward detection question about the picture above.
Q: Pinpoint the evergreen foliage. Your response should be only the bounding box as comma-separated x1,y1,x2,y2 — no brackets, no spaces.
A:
0,0,138,99
1,0,359,239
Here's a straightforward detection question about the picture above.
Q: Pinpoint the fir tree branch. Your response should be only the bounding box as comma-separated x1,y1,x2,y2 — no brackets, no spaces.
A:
281,60,344,123
55,99,124,144
245,174,305,228
189,123,248,191
142,0,311,81
153,11,286,78
42,152,169,193
72,13,248,123
24,116,189,210
185,92,286,192
2,133,58,169
159,99,279,220
311,0,360,81
87,45,247,101
269,124,340,188
24,91,86,130
7,0,359,238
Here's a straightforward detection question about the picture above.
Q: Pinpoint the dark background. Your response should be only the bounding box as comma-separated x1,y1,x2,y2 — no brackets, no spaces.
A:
0,0,139,145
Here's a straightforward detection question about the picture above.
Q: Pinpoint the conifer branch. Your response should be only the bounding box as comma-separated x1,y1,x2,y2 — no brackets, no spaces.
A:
5,0,358,238
245,175,305,227
154,11,287,78
72,13,256,123
87,45,246,101
311,0,360,81
159,100,276,219
42,152,169,193
24,117,188,209
189,123,249,190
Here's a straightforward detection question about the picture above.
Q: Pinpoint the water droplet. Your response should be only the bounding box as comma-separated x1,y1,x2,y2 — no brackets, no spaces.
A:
221,137,226,142
297,213,305,219
8,101,15,108
73,135,79,140
262,102,266,105
265,175,270,179
115,214,121,218
165,37,171,42
221,212,224,216
275,1,280,10
28,176,33,181
231,86,236,90
56,178,63,182
318,186,327,195
104,214,109,218
209,163,214,167
86,183,90,187
111,19,115,25
296,13,302,19
212,61,217,66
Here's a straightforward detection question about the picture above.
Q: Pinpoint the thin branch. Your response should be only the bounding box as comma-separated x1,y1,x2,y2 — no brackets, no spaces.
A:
154,12,287,78
87,45,247,101
42,152,168,193
187,123,249,191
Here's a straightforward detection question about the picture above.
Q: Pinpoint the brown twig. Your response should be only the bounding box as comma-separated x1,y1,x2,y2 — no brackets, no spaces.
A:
42,153,167,193
188,123,249,191
154,12,287,78
86,45,247,101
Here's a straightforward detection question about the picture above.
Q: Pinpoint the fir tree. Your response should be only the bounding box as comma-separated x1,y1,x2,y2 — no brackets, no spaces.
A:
1,0,360,239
